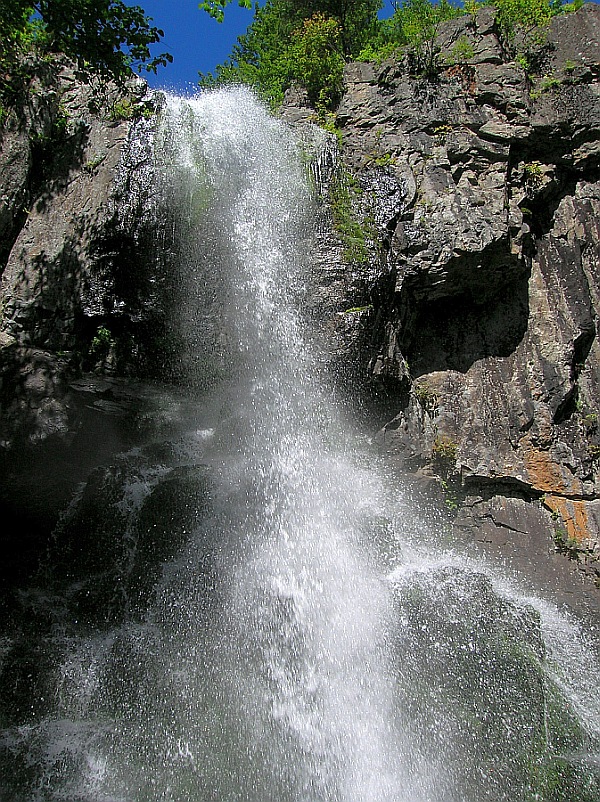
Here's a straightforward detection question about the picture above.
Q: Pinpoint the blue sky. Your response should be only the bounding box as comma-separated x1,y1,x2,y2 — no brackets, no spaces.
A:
137,0,397,93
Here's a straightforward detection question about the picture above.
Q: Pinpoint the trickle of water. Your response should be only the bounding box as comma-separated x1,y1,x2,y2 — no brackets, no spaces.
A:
1,88,599,802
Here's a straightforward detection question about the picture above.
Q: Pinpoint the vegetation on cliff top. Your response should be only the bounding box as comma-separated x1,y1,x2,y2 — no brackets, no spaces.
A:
199,0,584,110
0,0,171,122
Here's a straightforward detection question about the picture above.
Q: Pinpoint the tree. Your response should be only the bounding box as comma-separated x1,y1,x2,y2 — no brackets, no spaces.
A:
199,0,299,106
0,0,172,85
460,0,583,67
199,0,383,108
392,0,464,74
285,0,382,56
290,13,345,108
199,0,381,57
198,0,252,24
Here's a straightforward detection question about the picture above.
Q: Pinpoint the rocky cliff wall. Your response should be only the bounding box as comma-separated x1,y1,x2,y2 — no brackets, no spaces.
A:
0,63,187,588
0,63,181,450
284,3,600,588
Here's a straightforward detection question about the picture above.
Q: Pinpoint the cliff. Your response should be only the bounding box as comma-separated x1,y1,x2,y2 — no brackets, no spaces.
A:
2,5,600,593
285,3,600,589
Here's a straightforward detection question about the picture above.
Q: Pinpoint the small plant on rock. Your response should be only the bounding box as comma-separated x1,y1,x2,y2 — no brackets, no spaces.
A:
539,72,561,91
432,433,458,479
414,381,438,411
523,160,544,193
447,35,475,64
328,167,371,264
553,525,583,560
89,325,114,364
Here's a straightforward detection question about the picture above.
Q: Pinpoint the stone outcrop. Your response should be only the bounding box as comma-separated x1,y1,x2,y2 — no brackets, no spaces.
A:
290,4,600,586
0,61,171,448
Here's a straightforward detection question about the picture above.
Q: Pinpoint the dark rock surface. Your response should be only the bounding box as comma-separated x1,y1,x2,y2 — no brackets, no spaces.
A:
0,62,174,449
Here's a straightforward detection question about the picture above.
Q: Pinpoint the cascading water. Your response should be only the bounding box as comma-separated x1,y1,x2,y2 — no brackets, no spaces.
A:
1,88,600,802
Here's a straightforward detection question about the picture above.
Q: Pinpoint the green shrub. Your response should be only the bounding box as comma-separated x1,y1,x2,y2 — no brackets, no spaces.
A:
356,42,398,64
290,14,345,111
395,0,464,76
89,325,114,362
432,434,458,479
328,168,370,264
540,72,561,90
414,381,438,410
447,35,475,64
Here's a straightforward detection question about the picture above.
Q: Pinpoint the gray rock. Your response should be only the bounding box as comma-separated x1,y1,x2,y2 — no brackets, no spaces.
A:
285,4,600,587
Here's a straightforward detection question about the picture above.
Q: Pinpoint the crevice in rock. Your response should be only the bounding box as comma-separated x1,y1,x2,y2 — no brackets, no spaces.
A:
478,512,531,536
554,326,596,424
514,159,600,242
402,269,530,376
464,472,599,504
0,205,29,279
462,474,542,500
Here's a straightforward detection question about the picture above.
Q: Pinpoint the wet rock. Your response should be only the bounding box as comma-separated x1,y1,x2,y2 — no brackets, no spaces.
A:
46,454,214,627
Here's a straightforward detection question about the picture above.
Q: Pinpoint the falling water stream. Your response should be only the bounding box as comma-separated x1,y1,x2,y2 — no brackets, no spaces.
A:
1,89,600,802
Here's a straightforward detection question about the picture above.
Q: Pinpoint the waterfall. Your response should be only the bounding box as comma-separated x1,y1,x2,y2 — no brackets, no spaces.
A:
1,88,600,802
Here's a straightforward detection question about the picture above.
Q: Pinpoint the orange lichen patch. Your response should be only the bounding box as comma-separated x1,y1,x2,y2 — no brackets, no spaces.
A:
543,495,590,544
523,447,583,496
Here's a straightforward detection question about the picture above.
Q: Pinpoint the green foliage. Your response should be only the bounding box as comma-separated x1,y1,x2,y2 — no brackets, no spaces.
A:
328,167,370,264
83,152,106,173
198,0,252,24
431,434,458,480
439,478,459,511
109,96,154,121
42,0,172,80
414,381,438,410
523,160,544,191
290,0,382,56
393,0,464,75
199,0,382,107
89,325,114,361
199,0,585,108
492,0,579,68
372,152,397,167
319,111,343,146
447,34,475,64
494,0,553,43
356,15,401,63
539,71,560,90
200,0,381,56
0,0,172,117
356,41,398,64
29,104,70,150
290,14,345,109
523,160,543,177
199,0,298,107
552,524,582,559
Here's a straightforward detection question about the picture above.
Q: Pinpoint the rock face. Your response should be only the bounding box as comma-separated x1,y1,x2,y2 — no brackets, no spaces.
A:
0,61,173,449
288,4,600,587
